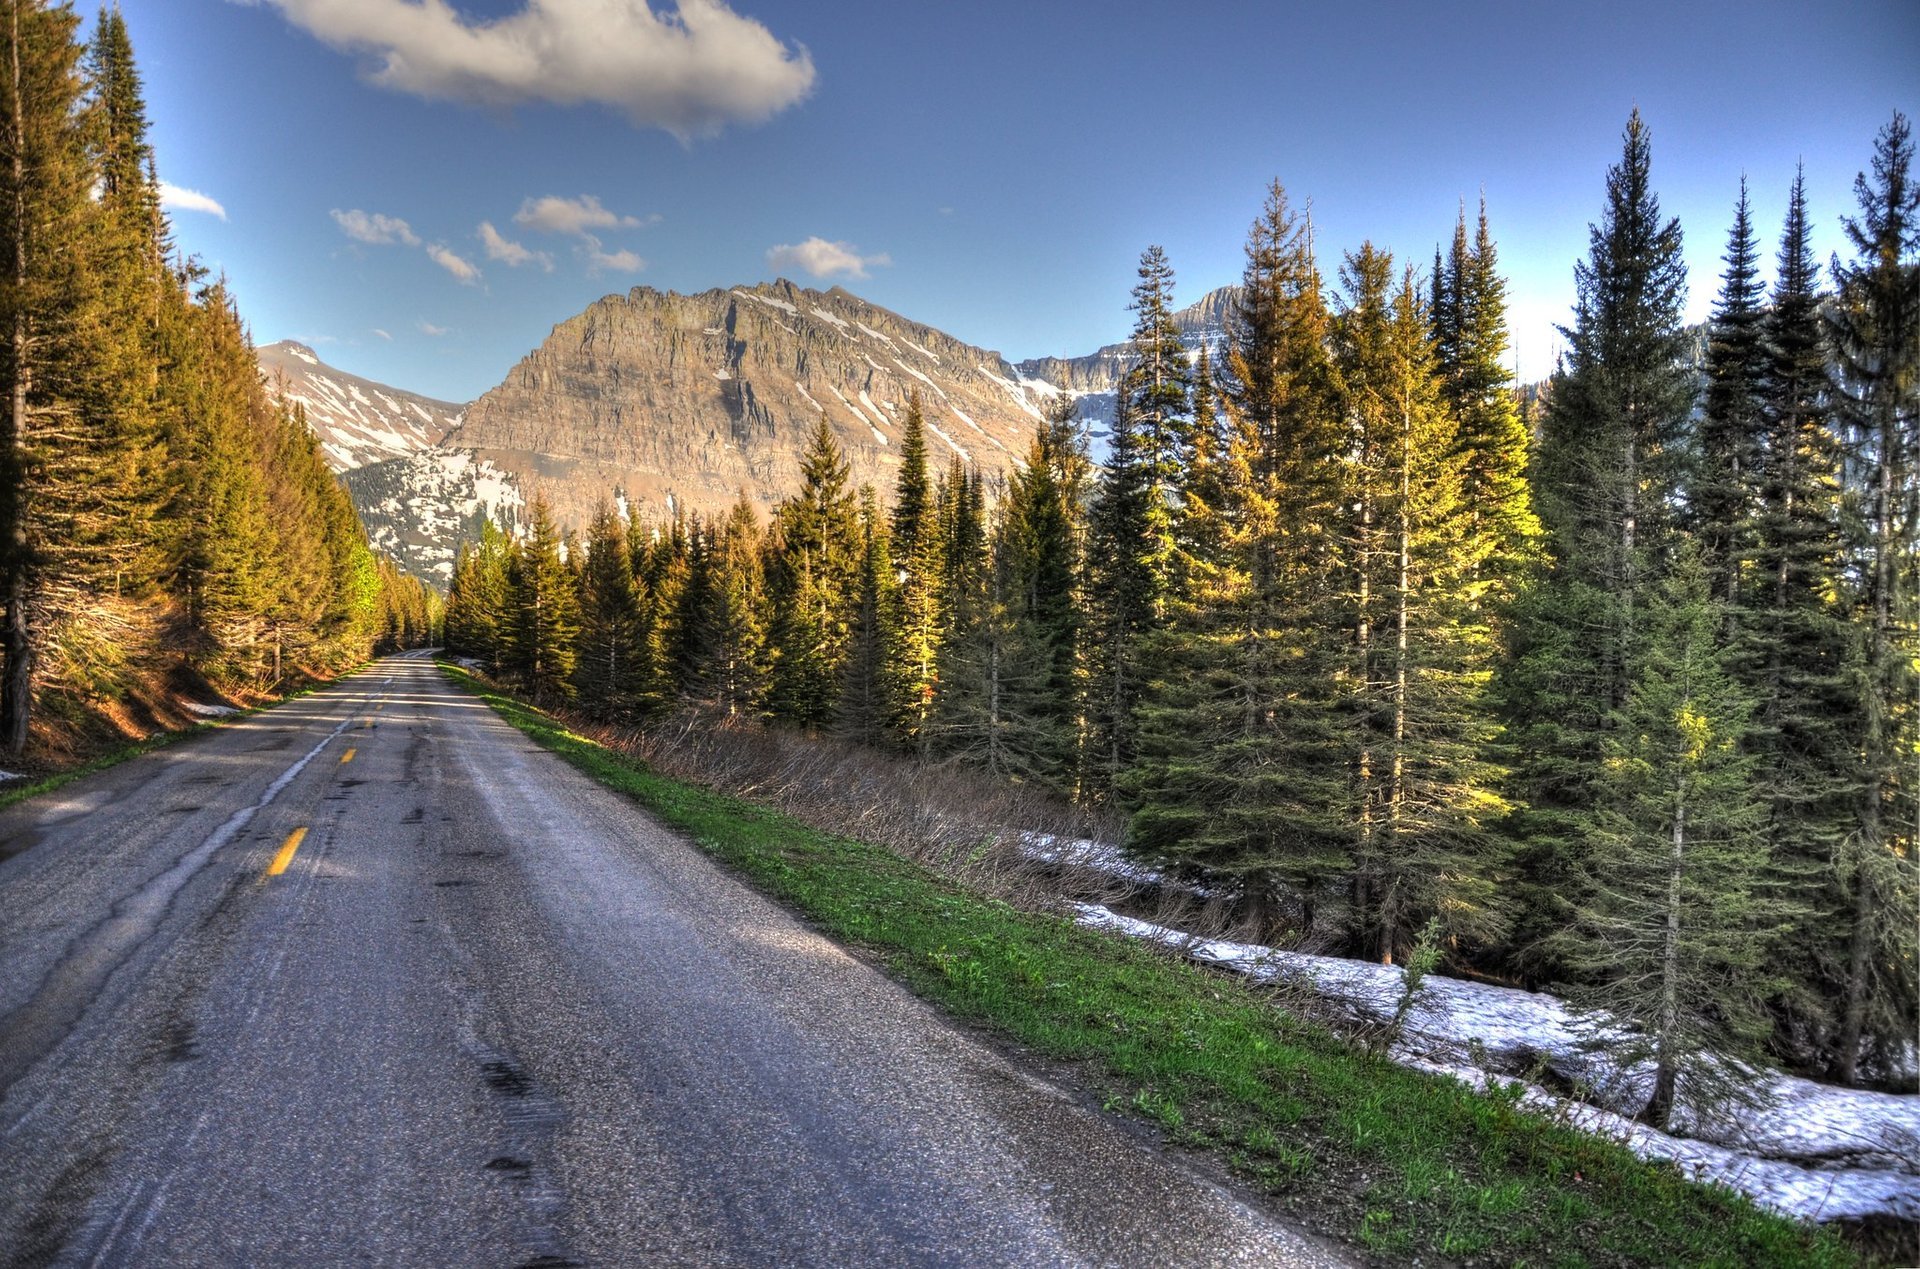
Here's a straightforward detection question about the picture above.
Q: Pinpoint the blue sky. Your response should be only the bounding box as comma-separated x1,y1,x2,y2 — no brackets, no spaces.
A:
131,0,1917,404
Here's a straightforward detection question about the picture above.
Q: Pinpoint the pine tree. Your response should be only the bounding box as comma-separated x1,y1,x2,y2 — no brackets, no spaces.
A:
766,415,859,728
506,496,579,705
1120,245,1193,609
1,0,96,750
1748,170,1857,1070
1335,247,1510,960
693,496,770,717
574,503,645,717
1435,197,1538,583
1695,178,1768,610
1505,111,1695,977
1128,181,1350,938
1823,111,1920,1085
1000,391,1086,789
886,392,946,752
1083,393,1156,796
1568,546,1773,1129
837,485,894,745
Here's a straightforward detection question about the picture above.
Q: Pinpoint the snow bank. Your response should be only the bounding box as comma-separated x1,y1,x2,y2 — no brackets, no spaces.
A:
182,702,241,717
0,769,23,782
1019,833,1221,899
1070,903,1920,1223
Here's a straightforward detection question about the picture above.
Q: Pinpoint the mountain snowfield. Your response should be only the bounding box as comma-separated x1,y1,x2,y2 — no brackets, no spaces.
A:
257,340,462,472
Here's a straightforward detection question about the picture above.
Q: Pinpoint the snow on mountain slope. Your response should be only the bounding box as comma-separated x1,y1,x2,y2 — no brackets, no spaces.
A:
257,341,465,473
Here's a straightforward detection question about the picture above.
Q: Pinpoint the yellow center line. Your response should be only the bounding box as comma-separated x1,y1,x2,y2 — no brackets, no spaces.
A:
339,747,356,765
266,826,308,878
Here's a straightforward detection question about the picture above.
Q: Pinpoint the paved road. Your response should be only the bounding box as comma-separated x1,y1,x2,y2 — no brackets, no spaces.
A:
0,657,1344,1267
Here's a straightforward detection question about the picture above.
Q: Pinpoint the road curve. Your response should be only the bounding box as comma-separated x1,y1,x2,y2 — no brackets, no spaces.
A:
0,658,1345,1267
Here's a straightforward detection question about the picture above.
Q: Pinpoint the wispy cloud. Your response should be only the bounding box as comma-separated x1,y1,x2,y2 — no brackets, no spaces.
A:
372,328,393,341
160,182,227,220
514,194,645,237
332,208,419,246
766,237,891,280
478,220,553,270
426,243,481,284
419,320,449,337
252,0,815,139
584,237,644,274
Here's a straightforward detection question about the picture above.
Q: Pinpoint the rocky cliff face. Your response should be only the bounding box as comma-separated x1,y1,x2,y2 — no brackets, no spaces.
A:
257,341,462,472
259,282,1243,587
1013,285,1239,441
432,279,1055,540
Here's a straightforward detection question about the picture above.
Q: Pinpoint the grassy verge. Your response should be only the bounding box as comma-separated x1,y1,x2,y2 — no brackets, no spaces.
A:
444,664,1860,1268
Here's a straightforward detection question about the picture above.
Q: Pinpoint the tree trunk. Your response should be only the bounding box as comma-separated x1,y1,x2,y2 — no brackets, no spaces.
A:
3,0,33,756
1646,783,1687,1131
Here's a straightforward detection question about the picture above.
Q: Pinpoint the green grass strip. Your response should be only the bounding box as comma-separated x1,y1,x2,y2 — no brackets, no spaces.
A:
444,664,1861,1268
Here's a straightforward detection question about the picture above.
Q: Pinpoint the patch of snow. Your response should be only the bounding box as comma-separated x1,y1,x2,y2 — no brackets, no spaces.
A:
892,357,949,402
1070,901,1920,1220
950,407,986,435
0,769,24,781
183,701,241,717
870,426,888,445
732,288,798,316
285,344,319,366
794,382,826,416
703,326,726,336
903,337,941,365
977,365,1044,421
810,307,851,333
858,391,890,427
924,418,971,463
714,370,734,381
855,321,898,350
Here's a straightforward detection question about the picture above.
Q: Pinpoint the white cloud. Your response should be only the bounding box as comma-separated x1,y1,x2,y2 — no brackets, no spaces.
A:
419,320,449,337
513,194,644,237
426,243,481,283
253,0,815,138
478,220,553,270
372,328,393,340
332,208,419,246
583,236,644,274
160,182,227,220
766,237,891,280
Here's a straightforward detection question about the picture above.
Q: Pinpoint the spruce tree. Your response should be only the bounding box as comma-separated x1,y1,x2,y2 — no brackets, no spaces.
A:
1435,197,1537,583
693,496,770,717
1083,393,1155,797
507,497,579,705
837,485,894,746
1,0,95,749
1129,181,1350,937
1749,171,1856,1069
574,503,645,717
886,392,946,753
1569,545,1773,1129
1505,111,1694,977
1823,111,1920,1085
1696,178,1768,611
766,415,860,728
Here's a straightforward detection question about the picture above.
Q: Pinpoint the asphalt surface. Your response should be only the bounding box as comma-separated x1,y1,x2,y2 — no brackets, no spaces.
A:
0,656,1348,1267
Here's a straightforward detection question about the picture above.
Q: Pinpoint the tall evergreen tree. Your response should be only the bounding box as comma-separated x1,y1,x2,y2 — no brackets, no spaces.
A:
766,415,860,728
1083,393,1155,795
1434,197,1538,582
1569,545,1774,1130
574,503,645,717
1696,178,1768,610
1824,111,1920,1085
506,496,579,705
1749,171,1857,1069
886,392,946,752
1129,181,1350,938
1505,111,1694,977
837,485,894,746
1,0,95,750
693,496,770,717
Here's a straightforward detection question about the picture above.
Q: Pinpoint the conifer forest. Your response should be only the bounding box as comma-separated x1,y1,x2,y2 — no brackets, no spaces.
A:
0,6,439,754
449,109,1919,1103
